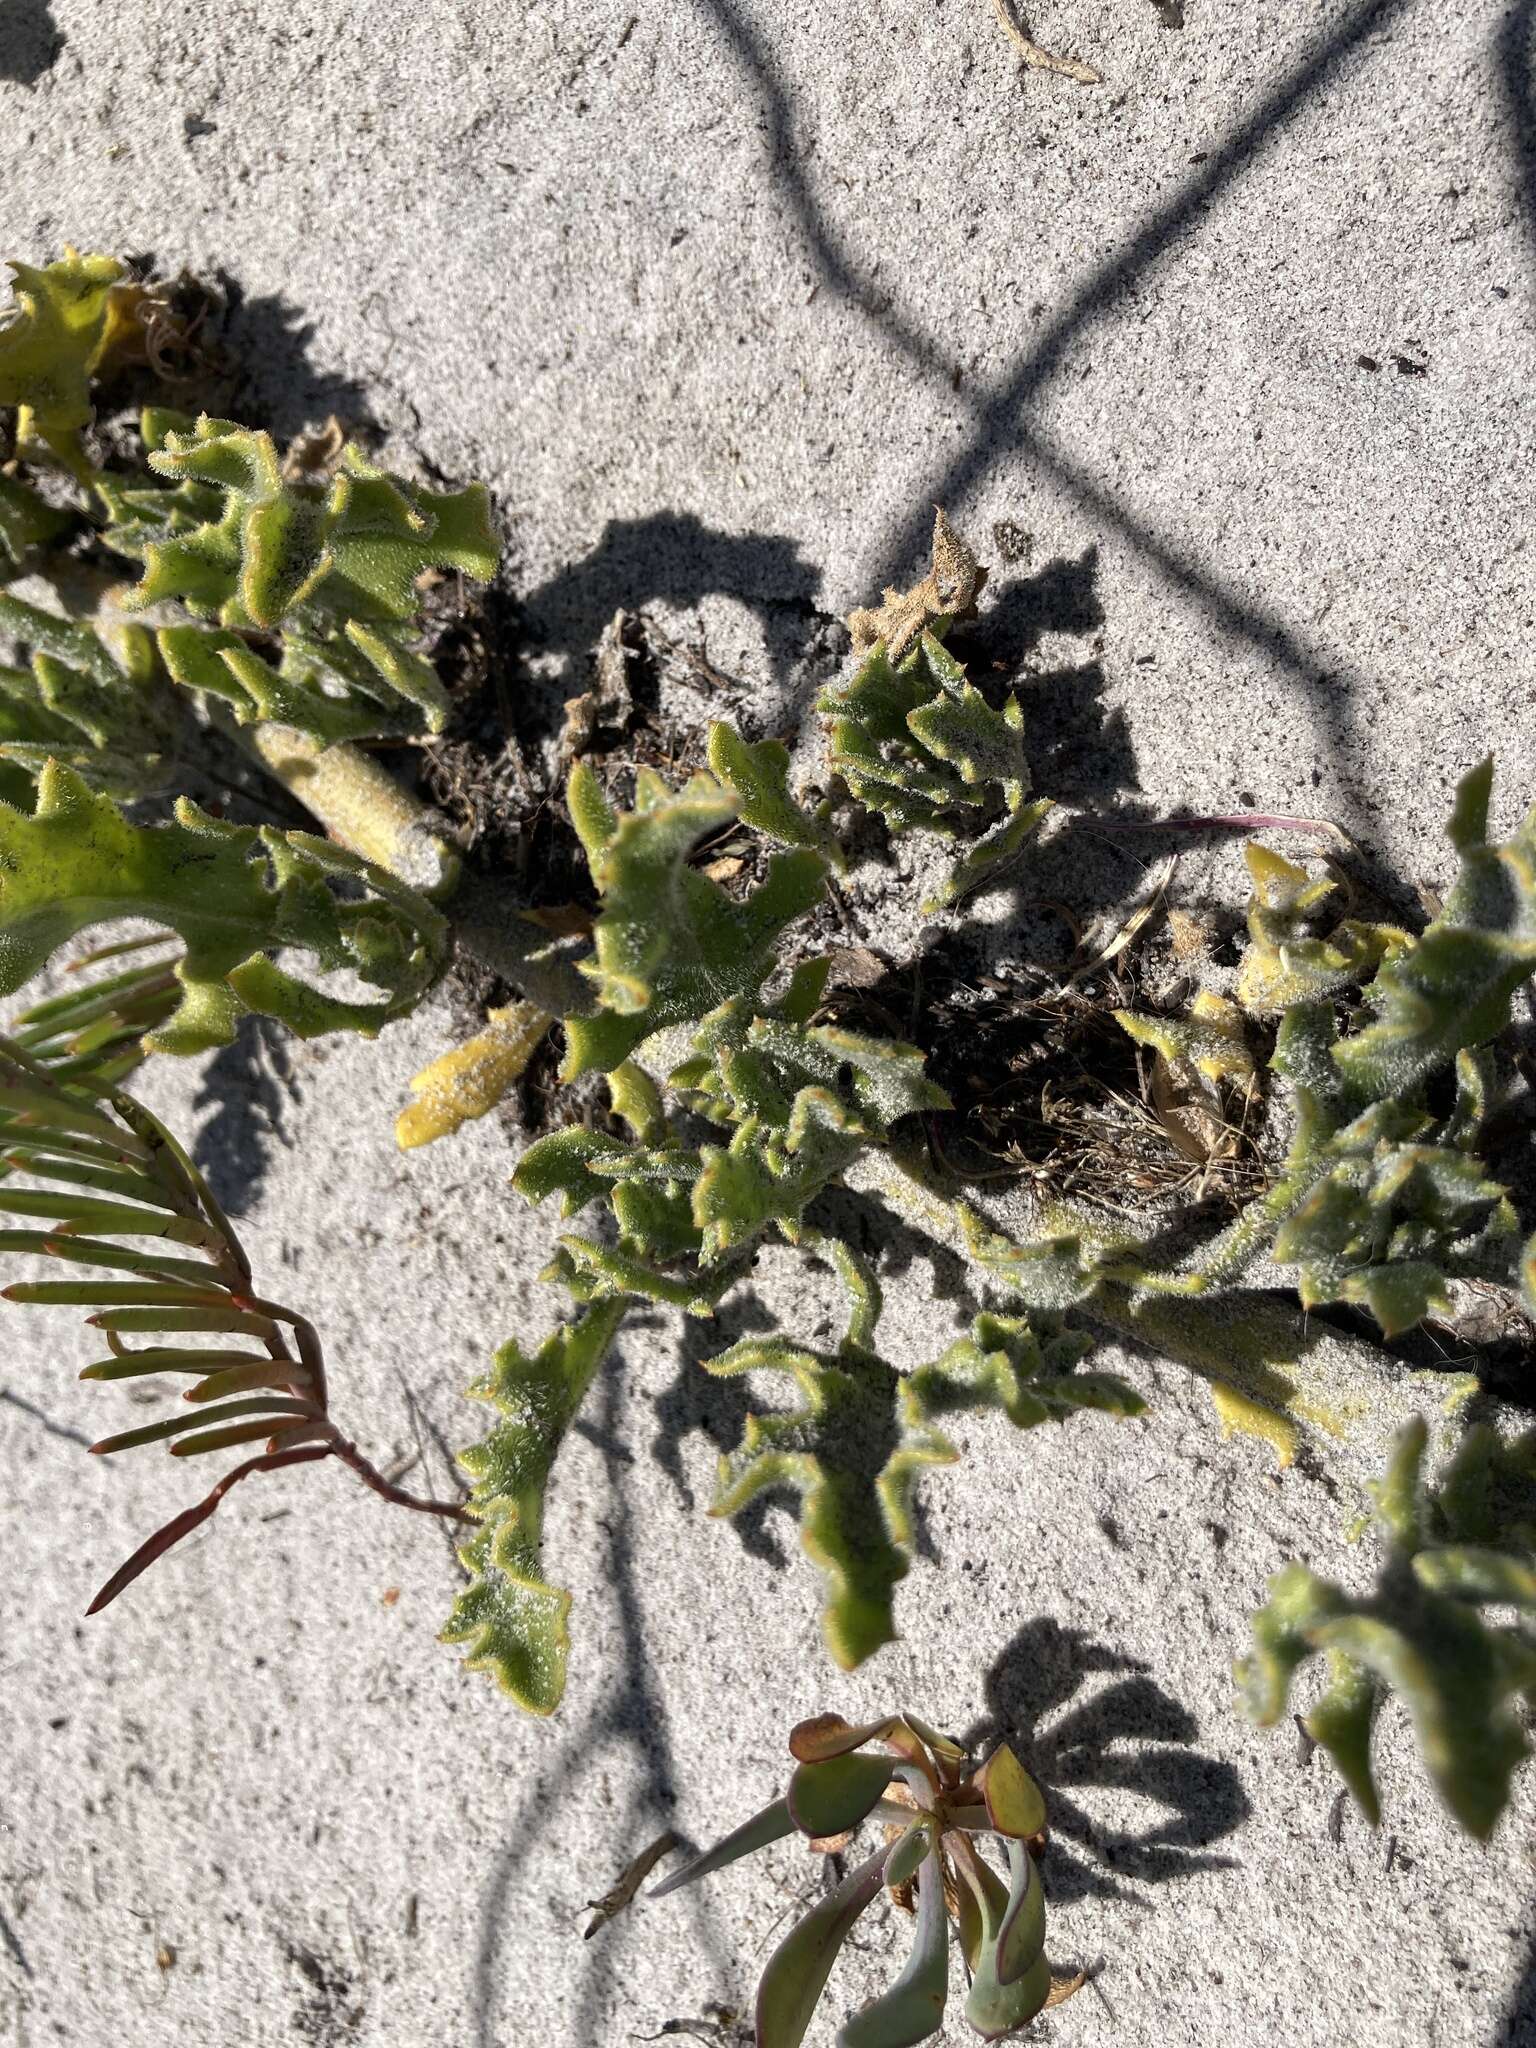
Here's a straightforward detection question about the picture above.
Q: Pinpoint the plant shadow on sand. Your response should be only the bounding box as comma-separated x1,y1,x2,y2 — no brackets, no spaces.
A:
962,1615,1250,1908
0,2,63,86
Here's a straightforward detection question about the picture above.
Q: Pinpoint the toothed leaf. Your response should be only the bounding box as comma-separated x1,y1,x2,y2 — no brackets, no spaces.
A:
0,763,446,1055
0,250,125,474
562,758,826,1077
819,632,1048,912
1333,760,1536,1098
1238,1417,1536,1837
441,1298,627,1715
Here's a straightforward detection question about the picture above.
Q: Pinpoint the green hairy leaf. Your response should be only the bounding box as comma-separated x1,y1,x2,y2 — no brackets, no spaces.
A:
1235,842,1409,1014
703,1243,1142,1669
561,757,826,1077
0,761,447,1054
0,470,71,566
441,1299,628,1715
0,591,185,794
94,410,498,745
1330,759,1536,1098
0,249,125,475
520,989,948,1319
1269,1095,1520,1337
1123,774,1536,1340
706,720,839,861
1238,1416,1536,1837
1115,989,1254,1083
817,630,1049,912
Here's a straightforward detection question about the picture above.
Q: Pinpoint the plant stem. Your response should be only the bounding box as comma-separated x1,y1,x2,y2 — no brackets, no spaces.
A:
243,722,462,901
844,1144,1473,1472
239,727,591,1020
326,1430,471,1520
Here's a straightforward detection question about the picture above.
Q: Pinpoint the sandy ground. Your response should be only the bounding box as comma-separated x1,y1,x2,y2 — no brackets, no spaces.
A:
3,1,1536,2044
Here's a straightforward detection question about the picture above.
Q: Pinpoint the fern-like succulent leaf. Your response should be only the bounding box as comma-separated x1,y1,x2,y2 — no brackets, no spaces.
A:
93,414,497,744
1332,760,1536,1098
818,632,1048,911
1238,1416,1536,1837
1235,842,1409,1014
0,592,184,794
705,1247,1141,1670
561,756,826,1077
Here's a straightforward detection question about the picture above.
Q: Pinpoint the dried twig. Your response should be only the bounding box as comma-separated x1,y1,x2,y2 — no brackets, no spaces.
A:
990,0,1103,84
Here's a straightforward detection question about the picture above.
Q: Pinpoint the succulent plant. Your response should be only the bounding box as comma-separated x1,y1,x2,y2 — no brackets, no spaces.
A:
439,1298,628,1714
0,255,496,906
0,248,125,477
0,1040,467,1612
0,760,448,1056
1113,760,1534,1336
818,627,1050,913
701,1242,1143,1673
4,243,1536,1878
0,591,185,796
1239,1415,1536,1839
651,1709,1083,2045
450,743,1536,1731
100,407,497,747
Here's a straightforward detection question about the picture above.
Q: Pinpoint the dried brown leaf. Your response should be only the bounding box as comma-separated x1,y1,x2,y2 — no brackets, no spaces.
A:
1045,1968,1089,2009
561,608,639,763
847,508,985,658
826,946,890,990
1149,1053,1237,1166
583,1829,682,1940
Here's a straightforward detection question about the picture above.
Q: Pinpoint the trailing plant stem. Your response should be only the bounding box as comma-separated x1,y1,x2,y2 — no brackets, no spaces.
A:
326,1429,471,1520
244,720,462,902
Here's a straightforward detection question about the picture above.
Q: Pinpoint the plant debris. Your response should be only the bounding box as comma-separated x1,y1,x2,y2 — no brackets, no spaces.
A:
559,607,641,763
821,934,1268,1214
990,0,1103,84
847,506,985,658
583,1829,682,1939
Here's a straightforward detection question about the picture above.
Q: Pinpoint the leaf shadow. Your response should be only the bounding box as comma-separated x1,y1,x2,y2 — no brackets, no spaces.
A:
651,1291,790,1570
518,511,828,697
191,1012,301,1220
470,1353,738,2048
961,1614,1250,1906
0,1,63,86
699,0,1430,833
113,262,379,443
947,544,1139,811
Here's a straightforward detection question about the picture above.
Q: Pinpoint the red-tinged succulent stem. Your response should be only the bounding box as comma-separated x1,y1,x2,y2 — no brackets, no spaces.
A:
324,1428,471,1522
85,1443,335,1613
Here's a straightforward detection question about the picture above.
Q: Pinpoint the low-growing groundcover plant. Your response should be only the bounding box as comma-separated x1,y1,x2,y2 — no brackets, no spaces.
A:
3,243,1536,2011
